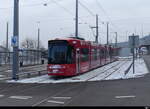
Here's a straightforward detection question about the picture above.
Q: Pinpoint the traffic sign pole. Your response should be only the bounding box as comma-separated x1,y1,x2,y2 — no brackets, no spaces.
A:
133,35,135,74
129,34,139,74
12,0,19,80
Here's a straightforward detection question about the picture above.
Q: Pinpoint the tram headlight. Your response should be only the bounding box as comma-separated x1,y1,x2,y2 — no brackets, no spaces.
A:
72,41,77,44
49,69,64,74
49,65,66,69
49,65,61,69
52,69,59,73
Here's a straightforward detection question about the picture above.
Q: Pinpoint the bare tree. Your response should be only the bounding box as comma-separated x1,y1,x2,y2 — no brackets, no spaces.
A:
21,37,45,50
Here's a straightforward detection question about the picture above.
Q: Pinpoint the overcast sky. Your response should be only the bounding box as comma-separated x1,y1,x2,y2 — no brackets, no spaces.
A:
0,0,150,48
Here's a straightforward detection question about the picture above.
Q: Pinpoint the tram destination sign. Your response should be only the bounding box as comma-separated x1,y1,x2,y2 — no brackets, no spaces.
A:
129,35,139,48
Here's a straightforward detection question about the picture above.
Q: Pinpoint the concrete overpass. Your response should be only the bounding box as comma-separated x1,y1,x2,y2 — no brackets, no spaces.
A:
116,35,150,57
139,35,150,54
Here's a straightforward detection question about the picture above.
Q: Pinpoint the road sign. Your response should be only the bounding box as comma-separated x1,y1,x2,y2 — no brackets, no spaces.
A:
129,34,139,74
129,35,139,48
11,36,18,47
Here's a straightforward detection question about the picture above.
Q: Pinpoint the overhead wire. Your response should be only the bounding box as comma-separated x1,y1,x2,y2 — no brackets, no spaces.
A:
50,0,74,16
44,0,94,38
95,0,121,31
0,1,53,10
78,0,103,39
0,0,96,38
78,1,95,17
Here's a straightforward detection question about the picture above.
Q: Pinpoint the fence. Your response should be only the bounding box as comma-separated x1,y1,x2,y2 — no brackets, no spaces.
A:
0,52,13,65
0,50,45,67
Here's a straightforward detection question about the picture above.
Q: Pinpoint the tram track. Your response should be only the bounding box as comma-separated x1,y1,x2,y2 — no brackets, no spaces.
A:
101,60,129,80
85,59,128,81
86,60,125,81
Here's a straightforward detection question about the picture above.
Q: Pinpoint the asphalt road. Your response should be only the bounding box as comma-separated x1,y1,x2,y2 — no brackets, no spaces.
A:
0,56,149,106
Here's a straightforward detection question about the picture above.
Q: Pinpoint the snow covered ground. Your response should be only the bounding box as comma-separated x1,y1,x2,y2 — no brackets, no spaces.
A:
7,58,149,84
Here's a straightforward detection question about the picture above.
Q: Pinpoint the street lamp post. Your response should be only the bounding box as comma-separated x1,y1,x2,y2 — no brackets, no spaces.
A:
5,22,9,64
37,21,40,64
107,22,109,46
115,32,118,47
6,22,9,51
37,22,40,51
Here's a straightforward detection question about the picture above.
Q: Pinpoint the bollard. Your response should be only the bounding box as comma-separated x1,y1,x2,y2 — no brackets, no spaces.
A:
38,71,41,76
14,74,19,81
27,73,31,78
0,54,1,66
20,61,23,67
41,60,44,64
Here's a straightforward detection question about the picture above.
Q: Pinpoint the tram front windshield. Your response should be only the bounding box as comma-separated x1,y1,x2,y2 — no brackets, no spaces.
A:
48,41,74,64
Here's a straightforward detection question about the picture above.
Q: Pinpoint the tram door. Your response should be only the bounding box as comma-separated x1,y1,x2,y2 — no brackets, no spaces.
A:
76,49,80,74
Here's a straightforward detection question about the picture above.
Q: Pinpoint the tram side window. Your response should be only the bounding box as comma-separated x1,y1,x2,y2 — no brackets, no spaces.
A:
94,49,97,60
101,50,105,58
99,50,101,58
97,49,100,59
81,48,89,62
110,49,114,56
109,48,112,56
67,46,75,64
105,49,108,58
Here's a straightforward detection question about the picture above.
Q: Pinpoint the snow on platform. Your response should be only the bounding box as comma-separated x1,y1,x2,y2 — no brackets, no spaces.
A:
7,58,149,84
124,58,149,79
104,58,149,80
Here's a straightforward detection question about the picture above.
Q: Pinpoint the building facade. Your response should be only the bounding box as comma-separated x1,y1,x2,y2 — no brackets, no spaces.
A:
0,46,6,52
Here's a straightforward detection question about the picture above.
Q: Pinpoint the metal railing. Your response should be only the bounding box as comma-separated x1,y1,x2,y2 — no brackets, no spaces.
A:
0,52,13,66
0,50,45,67
17,69,47,79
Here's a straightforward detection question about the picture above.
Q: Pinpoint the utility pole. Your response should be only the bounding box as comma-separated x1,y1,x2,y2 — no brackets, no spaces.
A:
132,34,135,74
37,28,40,50
115,32,118,47
141,24,144,38
107,22,109,45
91,14,99,43
12,0,19,80
75,0,78,38
37,28,40,63
126,31,128,42
6,22,9,51
37,21,40,64
5,22,9,64
96,14,99,43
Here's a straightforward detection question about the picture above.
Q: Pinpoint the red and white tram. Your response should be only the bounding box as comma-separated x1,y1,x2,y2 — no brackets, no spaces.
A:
47,37,118,76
